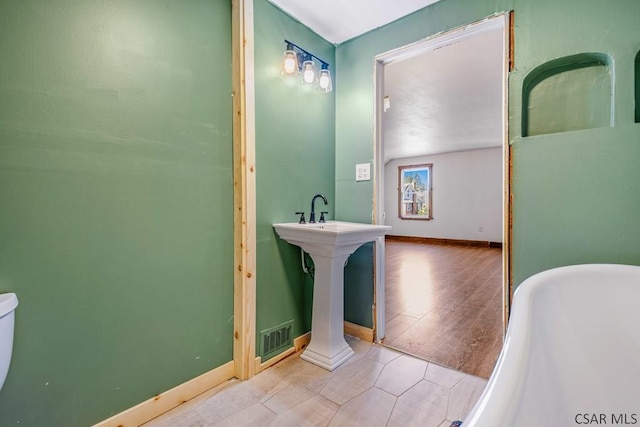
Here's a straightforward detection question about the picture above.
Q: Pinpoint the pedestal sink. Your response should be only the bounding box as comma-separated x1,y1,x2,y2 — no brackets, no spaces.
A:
273,221,391,370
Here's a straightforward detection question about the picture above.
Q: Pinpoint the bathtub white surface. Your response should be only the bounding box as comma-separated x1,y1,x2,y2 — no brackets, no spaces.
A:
0,293,18,318
0,292,18,392
465,264,640,427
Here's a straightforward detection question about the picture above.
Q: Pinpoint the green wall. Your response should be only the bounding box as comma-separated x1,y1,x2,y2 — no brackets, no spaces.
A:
509,0,640,284
253,0,335,356
335,0,640,326
0,1,234,425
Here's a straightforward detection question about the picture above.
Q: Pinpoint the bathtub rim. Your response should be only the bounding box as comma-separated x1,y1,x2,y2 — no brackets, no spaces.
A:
463,263,640,426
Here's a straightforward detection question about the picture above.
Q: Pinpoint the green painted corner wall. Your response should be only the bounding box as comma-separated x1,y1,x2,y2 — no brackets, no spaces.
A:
0,1,233,425
253,0,335,356
335,0,640,326
508,0,640,285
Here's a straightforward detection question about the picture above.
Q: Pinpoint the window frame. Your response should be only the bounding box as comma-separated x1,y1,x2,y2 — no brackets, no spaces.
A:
398,163,433,220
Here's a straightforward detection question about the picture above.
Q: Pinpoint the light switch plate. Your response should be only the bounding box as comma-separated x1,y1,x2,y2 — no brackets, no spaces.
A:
356,163,371,181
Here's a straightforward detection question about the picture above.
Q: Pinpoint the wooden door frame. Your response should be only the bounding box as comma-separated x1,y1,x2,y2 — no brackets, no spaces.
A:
232,0,257,380
372,12,513,341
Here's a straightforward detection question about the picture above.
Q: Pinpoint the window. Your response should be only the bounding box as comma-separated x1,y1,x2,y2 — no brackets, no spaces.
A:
398,164,432,220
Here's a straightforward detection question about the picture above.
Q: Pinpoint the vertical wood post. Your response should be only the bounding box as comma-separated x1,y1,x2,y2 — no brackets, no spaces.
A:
232,0,256,380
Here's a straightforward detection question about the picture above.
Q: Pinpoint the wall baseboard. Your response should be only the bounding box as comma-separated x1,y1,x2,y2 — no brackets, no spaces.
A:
386,234,502,248
254,332,311,374
294,331,312,351
99,325,371,426
344,321,374,342
93,361,235,427
254,348,295,374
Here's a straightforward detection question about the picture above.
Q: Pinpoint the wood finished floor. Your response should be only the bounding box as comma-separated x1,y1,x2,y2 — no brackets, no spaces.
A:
383,238,503,379
144,339,487,427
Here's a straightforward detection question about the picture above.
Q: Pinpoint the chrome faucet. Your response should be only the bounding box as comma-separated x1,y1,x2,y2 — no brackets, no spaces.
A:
309,194,328,223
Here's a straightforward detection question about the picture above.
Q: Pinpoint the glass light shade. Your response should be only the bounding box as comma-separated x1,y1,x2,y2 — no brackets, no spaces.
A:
282,49,298,75
318,68,332,93
302,60,316,84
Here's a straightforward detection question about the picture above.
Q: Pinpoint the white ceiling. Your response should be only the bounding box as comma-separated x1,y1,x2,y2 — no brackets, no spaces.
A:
383,27,504,162
268,1,504,162
268,0,441,44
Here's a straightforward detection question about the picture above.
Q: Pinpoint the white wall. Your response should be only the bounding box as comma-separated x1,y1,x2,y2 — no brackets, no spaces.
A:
384,147,503,242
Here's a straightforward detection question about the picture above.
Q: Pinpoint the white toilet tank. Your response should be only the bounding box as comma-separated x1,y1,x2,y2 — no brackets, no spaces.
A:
0,293,18,392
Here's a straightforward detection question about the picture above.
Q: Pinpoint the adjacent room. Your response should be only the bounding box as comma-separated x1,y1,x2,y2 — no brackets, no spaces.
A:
379,19,506,379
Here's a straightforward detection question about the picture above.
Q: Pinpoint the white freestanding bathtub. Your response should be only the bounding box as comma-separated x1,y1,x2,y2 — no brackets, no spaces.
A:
464,264,640,427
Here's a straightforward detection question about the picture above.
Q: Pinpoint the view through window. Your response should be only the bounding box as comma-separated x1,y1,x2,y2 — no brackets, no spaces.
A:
398,164,432,220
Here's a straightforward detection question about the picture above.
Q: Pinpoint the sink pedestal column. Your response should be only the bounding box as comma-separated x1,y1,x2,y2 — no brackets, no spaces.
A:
301,248,355,371
272,221,391,371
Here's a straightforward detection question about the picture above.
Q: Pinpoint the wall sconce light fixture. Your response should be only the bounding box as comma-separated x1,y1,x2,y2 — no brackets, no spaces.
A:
383,95,391,112
281,40,332,93
282,45,299,75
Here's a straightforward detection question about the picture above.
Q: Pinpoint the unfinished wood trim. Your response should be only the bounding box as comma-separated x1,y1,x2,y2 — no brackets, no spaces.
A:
344,321,374,343
253,333,311,374
508,11,515,72
386,235,501,248
254,348,296,374
503,11,514,334
92,361,234,427
232,0,257,381
294,332,311,351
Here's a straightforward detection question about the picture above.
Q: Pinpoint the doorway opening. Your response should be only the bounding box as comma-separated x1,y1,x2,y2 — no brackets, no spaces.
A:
373,14,511,379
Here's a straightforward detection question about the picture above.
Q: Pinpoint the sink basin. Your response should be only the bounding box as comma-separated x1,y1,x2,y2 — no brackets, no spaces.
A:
273,220,391,370
273,221,391,256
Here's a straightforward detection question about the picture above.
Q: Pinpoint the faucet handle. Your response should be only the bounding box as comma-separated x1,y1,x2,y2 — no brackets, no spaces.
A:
295,211,306,224
319,212,328,223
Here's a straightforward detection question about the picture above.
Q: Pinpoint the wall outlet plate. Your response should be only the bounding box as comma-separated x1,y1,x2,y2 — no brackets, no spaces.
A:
356,163,371,181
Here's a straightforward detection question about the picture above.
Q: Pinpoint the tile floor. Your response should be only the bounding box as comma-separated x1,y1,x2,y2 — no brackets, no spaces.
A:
143,337,487,427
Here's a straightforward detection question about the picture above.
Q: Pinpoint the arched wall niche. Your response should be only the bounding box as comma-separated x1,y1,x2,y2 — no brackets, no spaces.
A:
522,53,613,137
